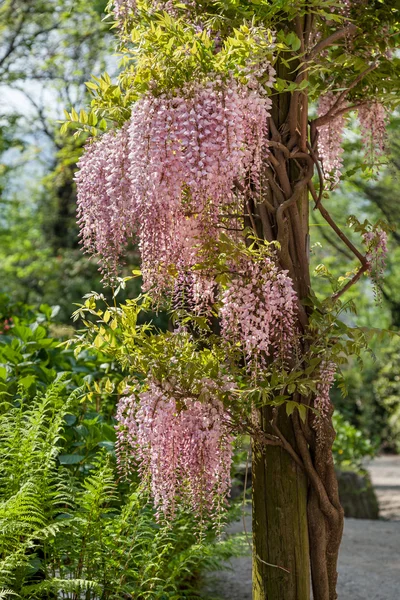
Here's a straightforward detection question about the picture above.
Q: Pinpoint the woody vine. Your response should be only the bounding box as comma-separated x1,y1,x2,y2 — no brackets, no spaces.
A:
65,1,400,599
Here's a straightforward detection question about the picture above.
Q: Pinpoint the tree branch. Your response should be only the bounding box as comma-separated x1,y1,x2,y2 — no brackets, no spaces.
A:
306,24,358,60
311,213,354,261
308,181,367,266
292,412,340,523
330,63,377,115
312,101,367,128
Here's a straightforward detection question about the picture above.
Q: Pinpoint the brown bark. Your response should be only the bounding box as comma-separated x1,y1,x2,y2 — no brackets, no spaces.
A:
251,18,344,599
252,407,310,600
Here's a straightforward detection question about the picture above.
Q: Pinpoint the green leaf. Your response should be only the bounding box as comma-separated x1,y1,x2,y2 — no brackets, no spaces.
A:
19,375,36,389
286,401,297,416
297,404,307,423
64,414,77,426
85,81,98,91
60,122,69,135
98,441,115,451
58,454,85,465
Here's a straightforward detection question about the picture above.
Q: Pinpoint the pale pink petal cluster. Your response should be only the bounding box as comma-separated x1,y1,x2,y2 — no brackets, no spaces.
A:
358,102,388,163
75,124,135,277
313,360,336,421
115,378,234,522
75,80,270,288
220,256,298,368
317,92,347,188
363,228,388,297
152,0,196,14
112,0,136,24
127,79,271,292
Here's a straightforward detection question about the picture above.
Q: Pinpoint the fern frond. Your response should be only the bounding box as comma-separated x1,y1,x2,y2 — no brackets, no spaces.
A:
0,589,19,600
20,577,101,597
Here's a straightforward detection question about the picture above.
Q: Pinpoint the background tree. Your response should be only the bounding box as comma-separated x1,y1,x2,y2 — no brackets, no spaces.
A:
0,0,112,320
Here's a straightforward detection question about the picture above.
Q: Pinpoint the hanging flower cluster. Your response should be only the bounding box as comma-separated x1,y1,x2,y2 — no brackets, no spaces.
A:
116,378,234,522
128,79,271,292
317,92,346,187
75,124,134,277
76,78,271,289
154,0,196,14
358,102,388,163
220,255,298,369
171,267,216,319
313,360,336,420
363,228,388,301
312,360,336,441
112,0,136,24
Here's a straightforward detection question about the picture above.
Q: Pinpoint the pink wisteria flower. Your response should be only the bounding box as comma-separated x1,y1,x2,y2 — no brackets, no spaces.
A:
112,0,136,24
128,80,271,292
317,92,347,188
75,78,271,293
220,255,298,370
314,360,336,419
75,124,135,278
115,378,234,523
358,102,388,163
312,360,336,440
363,228,388,302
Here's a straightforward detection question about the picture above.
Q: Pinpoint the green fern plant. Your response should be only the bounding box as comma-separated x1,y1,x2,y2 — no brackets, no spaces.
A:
0,378,245,599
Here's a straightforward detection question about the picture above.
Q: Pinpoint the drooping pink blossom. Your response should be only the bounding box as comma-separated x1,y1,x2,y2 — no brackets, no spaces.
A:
127,79,271,293
112,0,136,24
358,102,388,163
75,124,135,277
220,255,298,369
172,266,216,320
363,228,388,302
317,92,347,188
115,378,234,523
75,79,270,286
313,360,336,421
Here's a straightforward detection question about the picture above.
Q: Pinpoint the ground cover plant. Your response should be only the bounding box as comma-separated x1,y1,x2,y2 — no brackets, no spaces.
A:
63,1,400,599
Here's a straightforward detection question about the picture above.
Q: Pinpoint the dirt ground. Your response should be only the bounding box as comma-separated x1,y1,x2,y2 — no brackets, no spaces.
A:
201,456,400,600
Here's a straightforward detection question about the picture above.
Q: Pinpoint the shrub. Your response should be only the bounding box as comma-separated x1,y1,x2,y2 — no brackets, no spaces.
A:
332,411,376,471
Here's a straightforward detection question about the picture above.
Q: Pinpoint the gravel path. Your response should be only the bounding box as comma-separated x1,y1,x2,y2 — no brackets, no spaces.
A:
368,455,400,520
201,456,400,600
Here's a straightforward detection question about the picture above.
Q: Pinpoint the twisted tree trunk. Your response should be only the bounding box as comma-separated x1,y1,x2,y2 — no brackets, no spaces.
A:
252,408,310,600
251,18,344,599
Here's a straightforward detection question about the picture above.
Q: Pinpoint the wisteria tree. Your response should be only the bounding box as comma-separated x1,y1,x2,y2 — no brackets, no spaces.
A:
66,1,400,599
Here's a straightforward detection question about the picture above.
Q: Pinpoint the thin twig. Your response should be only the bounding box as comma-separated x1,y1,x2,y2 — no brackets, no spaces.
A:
321,63,378,120
255,553,291,574
313,101,367,128
332,265,368,301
